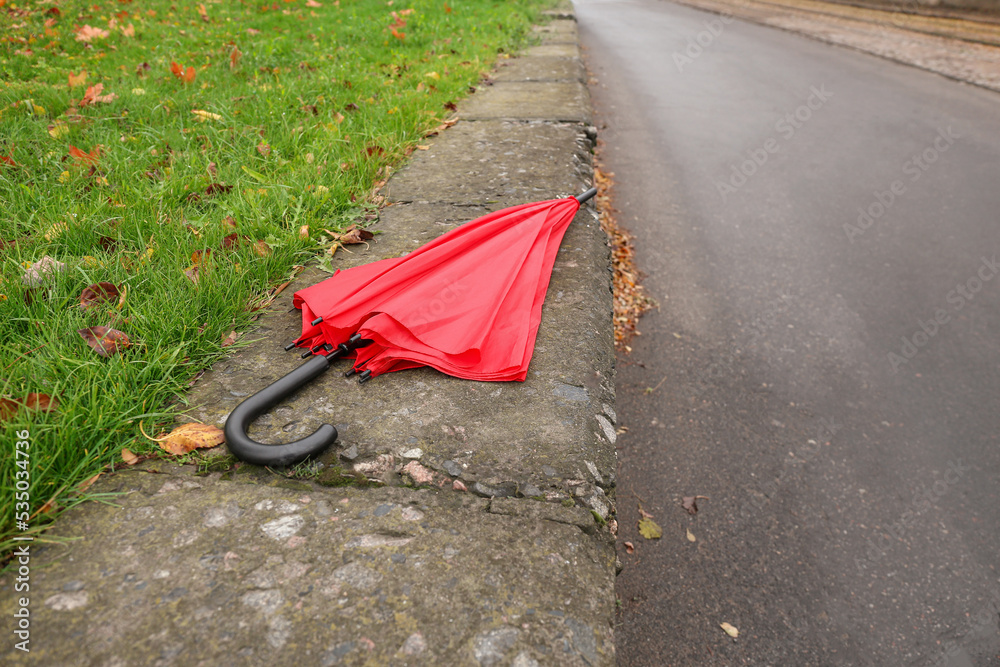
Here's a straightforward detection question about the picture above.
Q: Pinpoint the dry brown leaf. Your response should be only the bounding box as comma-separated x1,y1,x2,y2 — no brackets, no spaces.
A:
0,398,20,422
76,472,102,493
298,225,310,239
23,393,58,413
252,240,272,257
221,330,238,347
78,326,130,357
159,423,225,455
79,282,120,311
121,448,139,465
75,24,109,43
184,265,203,285
683,496,698,514
624,541,635,554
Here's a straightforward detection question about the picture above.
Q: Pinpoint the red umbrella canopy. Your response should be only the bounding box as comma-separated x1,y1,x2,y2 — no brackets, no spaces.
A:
292,195,584,381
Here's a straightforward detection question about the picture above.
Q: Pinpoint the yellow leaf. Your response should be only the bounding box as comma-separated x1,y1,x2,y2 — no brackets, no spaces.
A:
720,622,739,638
686,527,696,542
33,104,46,116
425,71,440,80
637,517,662,539
158,423,225,456
132,87,146,96
48,120,69,138
43,222,68,240
68,70,88,87
192,109,222,122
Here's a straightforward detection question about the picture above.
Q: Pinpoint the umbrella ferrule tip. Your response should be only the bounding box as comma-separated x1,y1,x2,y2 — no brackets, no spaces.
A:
358,370,373,383
311,317,323,326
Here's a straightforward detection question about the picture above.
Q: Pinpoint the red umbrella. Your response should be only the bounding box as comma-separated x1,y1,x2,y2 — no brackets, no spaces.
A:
225,188,596,466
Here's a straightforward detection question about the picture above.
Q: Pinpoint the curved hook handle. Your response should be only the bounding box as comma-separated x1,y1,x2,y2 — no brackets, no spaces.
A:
224,355,337,466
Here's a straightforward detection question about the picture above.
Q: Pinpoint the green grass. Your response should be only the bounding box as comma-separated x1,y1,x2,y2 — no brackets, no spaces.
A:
0,0,553,554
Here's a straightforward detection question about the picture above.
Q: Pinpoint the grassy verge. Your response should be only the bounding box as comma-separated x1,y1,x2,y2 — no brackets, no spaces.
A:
0,0,552,553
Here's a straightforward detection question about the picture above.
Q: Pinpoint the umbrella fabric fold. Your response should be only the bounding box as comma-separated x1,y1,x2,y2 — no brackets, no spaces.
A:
291,195,583,381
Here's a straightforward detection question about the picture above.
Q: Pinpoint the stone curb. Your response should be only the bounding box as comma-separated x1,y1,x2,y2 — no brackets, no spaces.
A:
0,5,617,666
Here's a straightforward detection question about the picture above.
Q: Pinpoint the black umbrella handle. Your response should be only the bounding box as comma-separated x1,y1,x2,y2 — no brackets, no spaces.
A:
224,355,337,466
575,187,597,204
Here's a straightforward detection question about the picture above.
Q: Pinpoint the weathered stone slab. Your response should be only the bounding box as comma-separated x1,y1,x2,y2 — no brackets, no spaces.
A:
492,55,587,83
0,471,615,666
460,82,591,123
532,18,579,44
384,121,593,205
525,43,580,58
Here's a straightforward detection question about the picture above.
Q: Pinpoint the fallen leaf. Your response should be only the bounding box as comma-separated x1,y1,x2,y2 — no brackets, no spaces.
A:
205,182,233,196
624,541,635,554
682,496,699,514
76,472,102,493
34,497,59,517
79,282,120,310
170,61,196,84
159,423,225,455
192,109,222,122
306,0,322,6
121,448,139,465
80,83,117,106
0,398,21,422
0,154,17,168
68,144,101,166
68,70,88,87
121,23,135,38
221,232,242,250
229,45,241,69
48,120,69,139
253,240,272,257
197,3,209,21
298,225,310,239
22,256,66,286
256,141,271,157
720,622,739,638
75,25,109,43
78,325,131,357
638,506,654,520
23,393,58,414
222,216,238,230
43,221,68,241
184,265,203,285
221,330,238,347
637,517,662,540
686,527,696,542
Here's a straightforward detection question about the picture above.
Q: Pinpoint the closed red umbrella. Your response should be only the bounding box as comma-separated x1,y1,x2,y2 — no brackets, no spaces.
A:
225,188,596,466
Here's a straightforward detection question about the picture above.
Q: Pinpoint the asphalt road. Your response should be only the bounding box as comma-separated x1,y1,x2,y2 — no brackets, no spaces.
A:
576,1,1000,664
